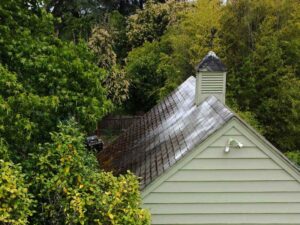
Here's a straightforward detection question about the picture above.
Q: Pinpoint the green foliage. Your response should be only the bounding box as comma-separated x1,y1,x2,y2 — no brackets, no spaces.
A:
0,2,149,224
0,142,34,225
104,66,130,106
163,0,223,72
88,27,117,69
125,0,300,153
125,0,223,112
0,0,112,157
126,41,173,112
286,151,300,166
44,0,149,41
30,120,150,225
229,104,266,135
127,0,186,48
221,0,300,150
88,26,130,106
108,11,129,61
44,0,110,40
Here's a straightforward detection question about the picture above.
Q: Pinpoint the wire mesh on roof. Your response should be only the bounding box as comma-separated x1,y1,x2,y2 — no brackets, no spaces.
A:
97,76,233,189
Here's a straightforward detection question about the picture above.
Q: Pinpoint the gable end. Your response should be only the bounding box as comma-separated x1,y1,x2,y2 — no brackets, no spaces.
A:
142,117,300,225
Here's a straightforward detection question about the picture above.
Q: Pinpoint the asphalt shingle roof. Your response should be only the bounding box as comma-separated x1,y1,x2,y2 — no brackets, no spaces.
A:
98,76,234,189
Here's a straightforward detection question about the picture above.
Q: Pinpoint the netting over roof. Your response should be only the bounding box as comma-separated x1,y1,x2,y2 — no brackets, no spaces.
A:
98,76,233,189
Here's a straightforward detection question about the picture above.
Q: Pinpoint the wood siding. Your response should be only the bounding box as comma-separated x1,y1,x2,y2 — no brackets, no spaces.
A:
142,122,300,224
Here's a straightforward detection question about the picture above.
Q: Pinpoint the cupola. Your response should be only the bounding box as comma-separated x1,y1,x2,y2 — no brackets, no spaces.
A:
195,51,227,105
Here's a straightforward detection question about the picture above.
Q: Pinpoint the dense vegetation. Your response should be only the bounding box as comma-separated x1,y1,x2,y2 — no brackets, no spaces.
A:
0,0,299,224
0,0,149,224
125,0,300,157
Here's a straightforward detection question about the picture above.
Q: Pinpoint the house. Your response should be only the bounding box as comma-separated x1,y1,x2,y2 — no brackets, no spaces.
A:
98,51,300,224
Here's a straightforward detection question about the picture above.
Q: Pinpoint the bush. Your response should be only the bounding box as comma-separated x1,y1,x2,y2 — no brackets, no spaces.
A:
0,142,34,225
29,120,150,225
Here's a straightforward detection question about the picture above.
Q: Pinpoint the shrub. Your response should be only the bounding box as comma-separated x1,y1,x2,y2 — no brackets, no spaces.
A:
0,142,34,225
29,120,150,225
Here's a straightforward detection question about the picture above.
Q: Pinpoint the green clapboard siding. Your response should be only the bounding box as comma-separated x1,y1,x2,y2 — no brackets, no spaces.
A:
182,158,279,170
198,147,268,158
151,214,300,224
142,119,300,225
147,203,300,214
143,192,300,203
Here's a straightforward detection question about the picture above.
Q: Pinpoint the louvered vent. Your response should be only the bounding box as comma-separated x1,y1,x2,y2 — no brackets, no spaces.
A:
201,74,224,94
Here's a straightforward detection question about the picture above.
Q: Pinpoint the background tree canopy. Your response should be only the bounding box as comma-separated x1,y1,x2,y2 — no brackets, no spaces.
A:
125,0,300,155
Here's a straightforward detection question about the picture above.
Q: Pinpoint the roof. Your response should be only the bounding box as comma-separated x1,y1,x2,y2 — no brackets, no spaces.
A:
196,51,226,72
98,76,234,189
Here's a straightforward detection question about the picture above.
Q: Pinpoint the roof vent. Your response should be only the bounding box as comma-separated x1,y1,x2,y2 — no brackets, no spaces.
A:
195,51,227,105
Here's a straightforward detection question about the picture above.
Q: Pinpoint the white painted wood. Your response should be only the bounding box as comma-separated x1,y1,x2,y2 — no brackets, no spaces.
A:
143,192,300,204
196,72,226,105
196,147,268,158
183,158,280,170
167,170,293,181
145,203,300,214
154,181,300,193
151,214,300,224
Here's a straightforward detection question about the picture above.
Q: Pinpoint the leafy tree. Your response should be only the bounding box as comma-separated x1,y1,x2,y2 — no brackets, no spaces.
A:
104,66,130,106
0,1,150,224
88,27,117,69
125,0,223,112
161,0,223,78
126,0,300,152
221,0,300,150
29,120,150,225
0,141,34,225
0,1,112,158
108,10,129,62
125,41,173,112
286,151,300,166
44,0,163,41
44,0,112,40
127,0,187,48
88,26,130,106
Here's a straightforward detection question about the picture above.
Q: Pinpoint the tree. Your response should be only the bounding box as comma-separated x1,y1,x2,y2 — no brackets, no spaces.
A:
0,0,112,158
0,141,34,225
125,41,173,112
44,0,111,40
44,0,158,41
29,120,150,225
0,1,150,224
221,0,300,150
127,0,187,48
88,26,130,106
88,27,117,69
286,151,300,166
125,0,300,153
125,0,223,112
